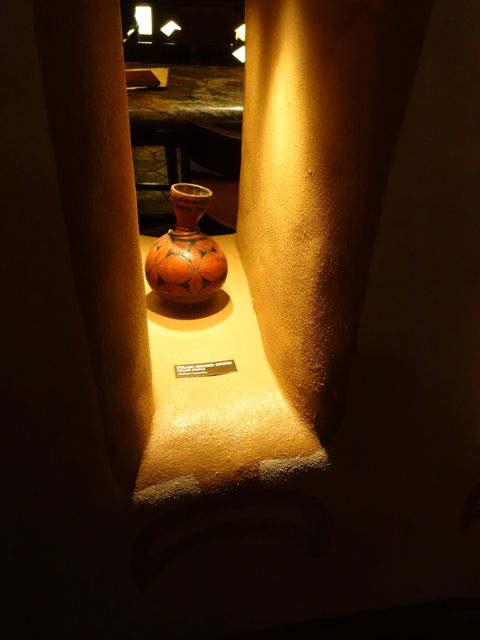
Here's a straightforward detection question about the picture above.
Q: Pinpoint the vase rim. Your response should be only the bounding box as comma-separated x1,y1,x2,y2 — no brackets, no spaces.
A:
171,183,213,199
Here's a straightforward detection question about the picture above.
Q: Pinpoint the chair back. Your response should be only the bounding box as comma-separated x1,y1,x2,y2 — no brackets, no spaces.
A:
185,120,242,231
187,120,242,179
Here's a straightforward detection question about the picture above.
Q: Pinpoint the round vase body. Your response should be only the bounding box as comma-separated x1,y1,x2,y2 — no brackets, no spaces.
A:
145,183,228,305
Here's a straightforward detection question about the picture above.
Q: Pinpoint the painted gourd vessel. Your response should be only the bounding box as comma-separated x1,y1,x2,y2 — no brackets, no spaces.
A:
145,183,228,305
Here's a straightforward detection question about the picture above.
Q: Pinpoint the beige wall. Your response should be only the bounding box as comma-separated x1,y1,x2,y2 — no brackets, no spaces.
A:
234,0,480,623
331,0,480,603
237,0,432,440
33,0,153,490
2,1,148,635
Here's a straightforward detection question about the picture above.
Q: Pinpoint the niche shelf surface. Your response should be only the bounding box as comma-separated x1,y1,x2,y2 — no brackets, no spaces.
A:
136,234,325,496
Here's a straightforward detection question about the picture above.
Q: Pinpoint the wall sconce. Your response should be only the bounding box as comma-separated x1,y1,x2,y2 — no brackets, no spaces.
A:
234,23,246,42
232,23,246,63
160,20,182,38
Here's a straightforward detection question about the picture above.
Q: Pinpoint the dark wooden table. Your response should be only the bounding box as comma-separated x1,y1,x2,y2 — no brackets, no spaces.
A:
127,64,244,135
127,64,243,185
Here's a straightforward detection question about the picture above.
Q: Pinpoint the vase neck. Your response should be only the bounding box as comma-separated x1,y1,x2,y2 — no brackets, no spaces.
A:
173,204,205,228
172,225,200,236
171,187,211,231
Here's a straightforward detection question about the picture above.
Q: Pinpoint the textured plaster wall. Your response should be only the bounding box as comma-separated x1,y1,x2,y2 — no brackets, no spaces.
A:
326,0,480,604
216,0,480,627
237,0,432,439
33,0,153,489
1,2,148,635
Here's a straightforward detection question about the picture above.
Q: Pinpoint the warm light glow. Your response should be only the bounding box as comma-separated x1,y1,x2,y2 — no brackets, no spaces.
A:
123,27,136,43
160,20,182,37
235,23,246,42
135,5,152,35
198,106,243,112
232,45,246,63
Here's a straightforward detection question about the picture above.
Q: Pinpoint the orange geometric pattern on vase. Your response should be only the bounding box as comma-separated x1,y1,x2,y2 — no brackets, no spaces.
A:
145,182,228,305
145,230,228,304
